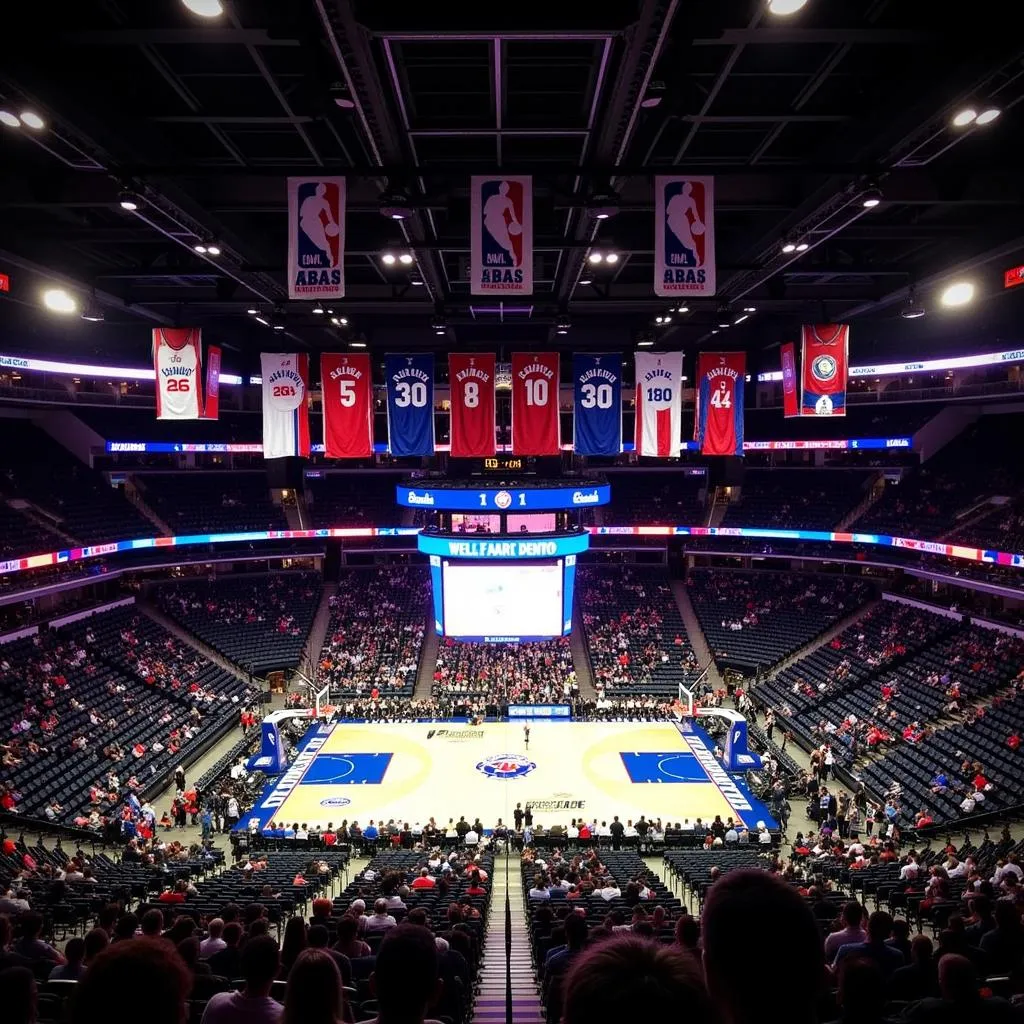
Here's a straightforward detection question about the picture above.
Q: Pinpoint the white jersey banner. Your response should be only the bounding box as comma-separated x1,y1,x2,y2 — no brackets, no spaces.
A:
470,175,533,296
287,176,345,300
654,175,716,298
635,351,684,457
261,353,311,459
153,328,203,420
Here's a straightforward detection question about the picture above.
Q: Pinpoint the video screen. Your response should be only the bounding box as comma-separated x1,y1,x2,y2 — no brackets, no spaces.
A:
506,513,557,534
442,561,563,639
451,514,501,534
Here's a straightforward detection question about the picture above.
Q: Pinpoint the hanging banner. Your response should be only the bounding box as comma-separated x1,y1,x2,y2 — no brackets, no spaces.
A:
801,324,849,417
261,353,311,458
287,176,345,300
694,352,745,457
511,352,560,455
385,353,435,457
572,353,622,456
634,351,684,457
202,345,222,420
153,328,203,420
654,175,716,298
448,353,496,458
780,342,799,418
322,352,373,459
470,175,533,296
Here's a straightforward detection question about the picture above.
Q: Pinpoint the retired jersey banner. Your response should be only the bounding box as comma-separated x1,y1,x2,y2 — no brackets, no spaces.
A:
654,175,715,298
470,175,532,296
801,324,849,417
385,354,435,457
287,176,345,300
449,353,496,458
780,342,799,418
573,354,622,456
695,352,745,457
202,345,222,420
153,328,203,420
322,352,373,459
511,352,560,455
261,353,310,459
635,351,684,457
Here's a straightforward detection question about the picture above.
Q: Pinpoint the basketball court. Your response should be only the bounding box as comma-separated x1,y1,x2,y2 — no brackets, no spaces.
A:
243,719,775,834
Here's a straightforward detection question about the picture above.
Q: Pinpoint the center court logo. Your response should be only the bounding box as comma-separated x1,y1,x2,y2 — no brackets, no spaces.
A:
476,754,536,779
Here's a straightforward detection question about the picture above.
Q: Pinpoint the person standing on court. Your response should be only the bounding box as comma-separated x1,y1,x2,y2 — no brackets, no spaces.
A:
523,725,530,750
524,805,534,828
514,803,524,831
610,816,625,851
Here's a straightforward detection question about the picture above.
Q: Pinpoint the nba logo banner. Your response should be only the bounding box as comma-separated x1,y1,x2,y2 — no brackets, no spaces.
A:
695,352,745,457
385,353,435,457
202,345,222,420
801,324,849,417
780,342,799,418
449,353,496,458
573,353,622,456
635,351,684,457
470,175,532,296
654,175,715,298
153,327,203,420
261,353,311,459
287,176,345,300
511,352,560,455
322,352,373,459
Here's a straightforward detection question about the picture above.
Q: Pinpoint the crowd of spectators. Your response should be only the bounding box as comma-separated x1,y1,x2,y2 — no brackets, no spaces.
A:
138,471,288,535
433,638,577,704
317,567,429,698
721,468,873,531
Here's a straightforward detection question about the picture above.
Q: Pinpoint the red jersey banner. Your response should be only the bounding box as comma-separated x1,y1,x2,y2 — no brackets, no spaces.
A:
780,342,798,418
695,352,745,457
449,353,496,458
321,352,373,458
511,352,560,455
202,345,222,420
153,327,203,420
801,324,849,417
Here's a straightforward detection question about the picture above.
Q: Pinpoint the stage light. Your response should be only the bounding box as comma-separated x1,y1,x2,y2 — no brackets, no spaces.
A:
312,302,325,315
118,189,141,211
578,278,592,286
247,307,258,315
588,252,603,264
637,339,654,347
976,107,1001,126
586,190,621,220
605,252,619,264
19,111,45,130
0,110,20,128
411,279,424,286
733,314,749,325
939,280,975,307
640,82,665,109
767,0,809,14
349,340,367,348
379,189,413,220
676,305,689,313
81,299,104,323
861,187,882,208
900,290,926,319
193,242,208,254
951,107,977,128
782,241,797,254
329,82,356,110
181,0,223,16
206,242,222,257
42,288,77,314
398,252,414,265
555,314,571,335
743,306,756,313
795,242,809,251
381,253,396,265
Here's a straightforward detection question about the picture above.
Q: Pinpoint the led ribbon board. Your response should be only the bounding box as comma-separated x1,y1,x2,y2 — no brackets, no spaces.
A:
397,483,610,511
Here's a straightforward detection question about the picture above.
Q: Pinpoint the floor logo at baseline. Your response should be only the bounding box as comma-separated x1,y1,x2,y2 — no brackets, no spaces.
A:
476,754,536,779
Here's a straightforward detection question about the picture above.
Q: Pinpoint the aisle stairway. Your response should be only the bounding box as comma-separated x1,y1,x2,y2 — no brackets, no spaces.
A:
569,607,597,700
413,614,439,700
670,580,724,691
299,582,337,679
473,853,544,1024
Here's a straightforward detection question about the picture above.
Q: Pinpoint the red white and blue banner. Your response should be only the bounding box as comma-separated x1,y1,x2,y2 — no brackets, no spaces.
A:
572,353,622,456
449,353,496,458
202,345,222,420
153,328,203,420
470,175,532,296
511,351,560,455
321,352,373,459
635,351,684,457
654,175,716,298
287,176,345,300
260,353,311,459
780,342,798,418
801,323,849,417
694,352,745,457
385,354,435,457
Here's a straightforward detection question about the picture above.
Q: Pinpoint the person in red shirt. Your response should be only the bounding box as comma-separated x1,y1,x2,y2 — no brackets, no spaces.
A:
973,771,988,791
1008,734,1021,751
578,822,592,840
158,881,187,904
466,871,486,897
411,868,436,890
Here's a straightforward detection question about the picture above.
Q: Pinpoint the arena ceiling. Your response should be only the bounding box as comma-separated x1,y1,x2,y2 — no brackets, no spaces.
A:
0,0,1023,366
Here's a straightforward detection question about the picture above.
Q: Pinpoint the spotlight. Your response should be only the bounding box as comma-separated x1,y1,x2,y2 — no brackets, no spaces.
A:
411,279,424,286
349,340,367,348
604,252,619,264
767,0,809,13
247,307,258,315
585,190,621,220
193,242,208,254
640,82,666,109
19,111,45,130
655,316,665,325
716,304,732,328
118,188,141,211
861,187,882,208
432,316,447,336
637,338,654,347
781,241,797,254
0,110,20,128
743,306,757,313
976,107,1001,126
578,278,592,286
181,0,223,16
269,306,286,331
733,314,749,325
676,305,689,314
80,299,104,323
952,107,977,128
206,242,222,257
312,302,325,315
338,316,348,325
42,288,77,314
254,316,270,326
378,189,413,220
329,81,356,110
795,242,809,252
939,280,975,308
398,252,414,265
381,253,396,266
588,252,603,264
555,314,571,336
900,292,926,319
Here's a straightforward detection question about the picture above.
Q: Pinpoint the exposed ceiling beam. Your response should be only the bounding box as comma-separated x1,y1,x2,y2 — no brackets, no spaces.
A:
693,29,934,46
61,29,300,46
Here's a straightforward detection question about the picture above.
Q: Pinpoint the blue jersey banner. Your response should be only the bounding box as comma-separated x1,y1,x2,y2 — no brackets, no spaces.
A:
385,354,435,456
572,353,622,456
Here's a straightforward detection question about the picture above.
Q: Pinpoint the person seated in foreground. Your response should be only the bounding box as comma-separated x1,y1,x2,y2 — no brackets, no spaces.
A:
201,934,282,1024
361,924,444,1024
